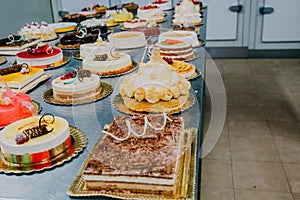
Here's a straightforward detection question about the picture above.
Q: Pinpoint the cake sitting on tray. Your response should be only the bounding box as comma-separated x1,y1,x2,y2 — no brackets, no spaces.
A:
158,30,199,47
156,39,196,61
0,35,41,55
108,31,146,49
58,31,98,49
0,79,37,127
0,114,72,165
137,5,165,23
16,43,63,68
80,18,108,35
173,0,202,26
124,20,160,37
18,21,58,42
51,69,101,104
0,63,45,92
83,114,185,198
151,0,172,10
110,8,133,22
122,2,139,16
82,47,133,76
119,47,191,113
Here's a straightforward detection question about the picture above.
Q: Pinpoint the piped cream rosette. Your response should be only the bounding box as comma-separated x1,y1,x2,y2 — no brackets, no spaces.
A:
119,46,191,113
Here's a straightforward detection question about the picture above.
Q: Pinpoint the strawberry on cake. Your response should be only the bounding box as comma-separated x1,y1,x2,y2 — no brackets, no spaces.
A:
151,0,172,10
16,43,63,69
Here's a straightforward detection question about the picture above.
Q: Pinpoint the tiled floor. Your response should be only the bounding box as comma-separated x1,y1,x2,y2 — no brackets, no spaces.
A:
201,58,300,200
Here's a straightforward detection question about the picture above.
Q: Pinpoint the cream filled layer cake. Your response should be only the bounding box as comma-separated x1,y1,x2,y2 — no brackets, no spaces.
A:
0,64,45,92
158,30,199,47
173,0,202,25
137,5,165,23
119,47,191,113
123,19,147,29
108,31,146,49
83,114,185,198
0,114,71,165
151,0,172,10
16,44,63,68
156,39,196,61
83,51,133,76
51,70,100,104
110,9,133,22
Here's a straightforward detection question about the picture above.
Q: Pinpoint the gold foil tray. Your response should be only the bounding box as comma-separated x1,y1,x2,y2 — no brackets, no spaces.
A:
113,92,195,115
67,128,198,200
43,82,112,106
0,126,87,174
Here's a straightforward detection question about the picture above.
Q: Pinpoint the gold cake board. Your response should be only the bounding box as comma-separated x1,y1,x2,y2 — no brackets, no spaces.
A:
67,128,198,200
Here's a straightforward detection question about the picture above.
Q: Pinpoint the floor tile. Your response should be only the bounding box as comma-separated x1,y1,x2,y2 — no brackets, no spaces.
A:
227,105,265,121
228,121,273,139
230,138,280,162
223,64,251,75
263,105,299,122
227,92,260,106
275,139,300,163
283,163,300,193
273,58,300,66
258,93,293,106
232,161,290,192
269,121,300,140
235,190,293,200
200,187,234,200
254,75,289,95
293,193,300,200
201,159,233,189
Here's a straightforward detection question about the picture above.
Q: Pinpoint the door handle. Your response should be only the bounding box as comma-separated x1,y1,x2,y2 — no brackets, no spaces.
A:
229,5,243,13
260,7,274,15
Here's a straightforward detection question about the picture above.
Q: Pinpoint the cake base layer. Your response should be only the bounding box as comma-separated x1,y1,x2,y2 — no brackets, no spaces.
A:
122,94,189,113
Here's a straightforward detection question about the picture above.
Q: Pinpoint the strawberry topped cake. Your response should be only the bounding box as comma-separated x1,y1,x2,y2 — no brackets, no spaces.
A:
16,43,63,69
151,0,172,10
137,5,165,23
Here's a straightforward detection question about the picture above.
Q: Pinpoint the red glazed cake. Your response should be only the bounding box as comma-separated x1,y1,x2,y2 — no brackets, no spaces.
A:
16,44,63,68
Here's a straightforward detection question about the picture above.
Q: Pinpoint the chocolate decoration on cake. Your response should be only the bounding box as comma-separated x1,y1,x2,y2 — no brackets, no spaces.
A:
15,113,55,145
77,69,91,82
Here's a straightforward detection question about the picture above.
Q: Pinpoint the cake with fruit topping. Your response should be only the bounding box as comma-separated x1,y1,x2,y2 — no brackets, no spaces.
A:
18,21,58,42
108,31,146,49
92,4,107,13
83,114,185,198
0,113,72,165
123,19,147,29
119,47,191,113
51,69,101,104
162,57,196,78
173,0,202,25
156,39,196,61
16,44,63,68
158,30,199,47
137,5,165,23
0,78,37,127
82,49,133,76
151,0,172,10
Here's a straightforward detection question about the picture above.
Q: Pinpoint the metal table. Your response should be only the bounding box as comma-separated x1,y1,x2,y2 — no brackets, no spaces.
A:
0,8,206,200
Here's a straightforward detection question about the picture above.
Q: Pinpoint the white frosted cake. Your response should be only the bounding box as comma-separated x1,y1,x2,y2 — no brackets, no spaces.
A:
158,30,199,47
151,0,172,10
18,21,58,41
137,5,165,23
79,40,111,58
173,0,202,25
123,19,148,29
83,51,133,76
0,114,71,165
51,70,100,104
108,31,146,49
